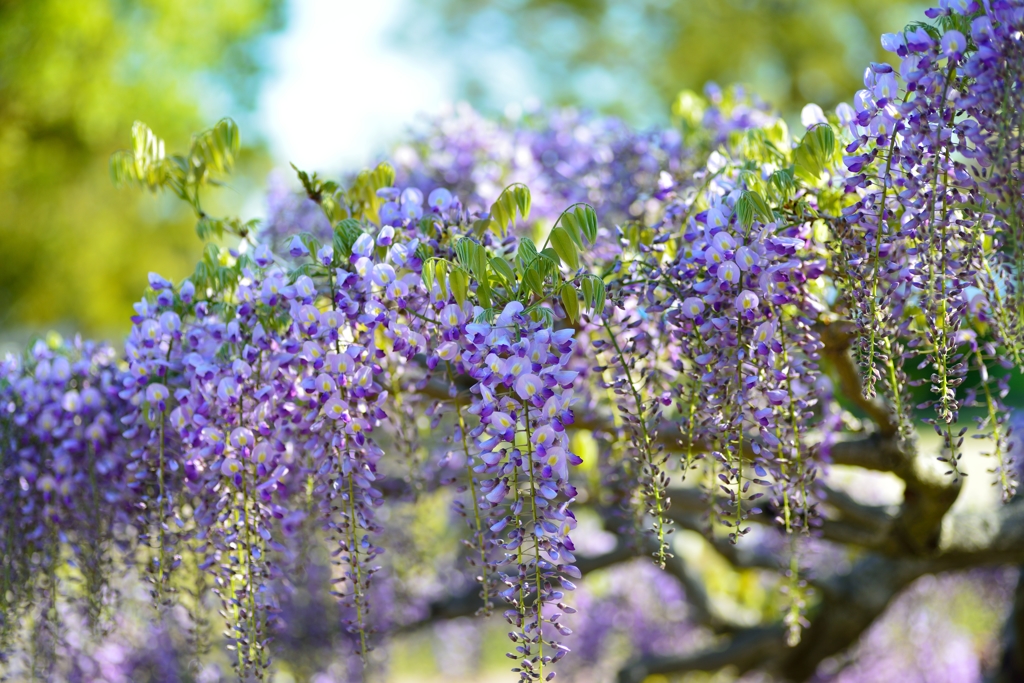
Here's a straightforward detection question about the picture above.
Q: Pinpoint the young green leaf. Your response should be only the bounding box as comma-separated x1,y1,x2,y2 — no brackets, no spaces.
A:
422,259,436,292
593,276,606,314
450,267,469,306
455,237,474,267
561,210,584,248
549,227,580,271
745,190,774,224
477,275,491,309
490,257,516,285
560,284,580,324
523,265,545,298
514,185,532,222
794,123,835,184
436,260,449,299
517,238,539,272
581,276,594,310
576,205,598,244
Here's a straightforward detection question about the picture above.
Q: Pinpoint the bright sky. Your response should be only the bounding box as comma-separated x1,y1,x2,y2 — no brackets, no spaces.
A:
258,0,456,173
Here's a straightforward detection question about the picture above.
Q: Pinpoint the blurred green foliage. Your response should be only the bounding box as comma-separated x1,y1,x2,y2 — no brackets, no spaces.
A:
413,0,927,120
0,0,282,338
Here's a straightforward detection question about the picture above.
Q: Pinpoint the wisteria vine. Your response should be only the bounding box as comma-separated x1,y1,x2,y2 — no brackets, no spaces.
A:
2,1,1024,680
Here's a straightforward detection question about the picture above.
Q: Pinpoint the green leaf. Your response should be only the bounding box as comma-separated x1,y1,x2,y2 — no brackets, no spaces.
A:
195,117,239,175
581,276,594,310
418,215,441,234
490,192,512,232
794,123,835,184
422,258,436,291
472,246,488,282
769,169,797,200
436,260,449,299
523,265,544,298
291,162,313,194
501,192,516,226
577,205,598,244
539,248,560,267
490,184,531,233
534,249,558,286
556,203,598,247
192,261,210,290
560,284,579,324
517,238,539,272
300,232,322,259
450,266,468,305
109,150,138,188
793,148,819,184
805,123,835,162
477,276,491,309
514,185,531,222
549,227,579,271
593,276,606,314
111,121,170,190
561,211,584,248
372,161,395,189
490,198,507,232
455,237,489,284
288,263,321,281
455,237,474,267
196,216,223,241
190,119,232,178
472,218,491,237
735,194,754,229
746,190,774,223
530,306,554,327
321,195,345,223
490,257,516,286
334,218,364,259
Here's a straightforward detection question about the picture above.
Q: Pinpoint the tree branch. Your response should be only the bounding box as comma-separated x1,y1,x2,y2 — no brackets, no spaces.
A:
398,541,660,633
819,321,897,436
828,434,962,556
936,500,1024,568
619,500,1024,683
665,484,893,551
616,626,786,683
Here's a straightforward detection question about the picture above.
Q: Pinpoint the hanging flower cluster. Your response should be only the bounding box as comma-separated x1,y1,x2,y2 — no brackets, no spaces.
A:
431,298,581,679
663,193,828,539
5,131,597,678
837,0,1024,492
0,338,130,676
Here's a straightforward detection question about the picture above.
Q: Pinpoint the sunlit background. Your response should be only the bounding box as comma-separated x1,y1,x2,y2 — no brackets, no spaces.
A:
0,0,931,343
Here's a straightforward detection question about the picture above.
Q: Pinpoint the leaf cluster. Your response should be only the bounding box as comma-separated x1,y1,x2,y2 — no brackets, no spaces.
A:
425,187,606,324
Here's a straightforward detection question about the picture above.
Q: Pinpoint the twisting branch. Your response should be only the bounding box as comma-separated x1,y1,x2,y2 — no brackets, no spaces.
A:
399,542,635,632
616,626,786,683
399,533,746,636
665,483,893,551
819,321,898,436
616,500,1024,683
826,435,961,556
937,500,1024,567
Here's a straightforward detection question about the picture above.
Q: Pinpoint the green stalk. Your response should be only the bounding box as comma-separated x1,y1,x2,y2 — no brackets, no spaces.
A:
447,365,491,612
346,470,369,660
522,400,544,678
601,318,666,566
